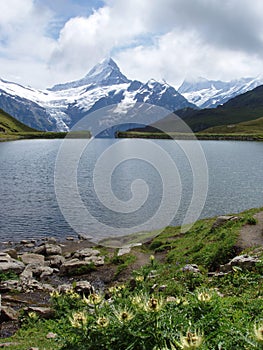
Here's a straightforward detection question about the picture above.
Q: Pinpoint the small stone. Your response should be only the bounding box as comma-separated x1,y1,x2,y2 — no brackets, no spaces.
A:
46,332,57,339
60,256,103,275
3,249,17,260
211,215,239,230
117,247,131,256
74,281,94,295
0,253,25,274
45,255,65,268
21,264,53,279
66,236,75,241
64,253,72,259
148,270,159,279
220,254,259,272
159,285,167,291
0,280,21,293
150,283,158,293
57,284,72,293
45,244,62,256
33,245,46,255
24,307,55,319
1,295,28,304
20,240,30,245
24,243,35,248
46,237,57,244
0,306,18,322
77,233,90,240
73,248,100,259
166,296,177,303
20,253,45,265
181,264,200,273
84,256,104,266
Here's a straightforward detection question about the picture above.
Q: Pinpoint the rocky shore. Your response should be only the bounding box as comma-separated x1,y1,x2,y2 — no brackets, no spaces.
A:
0,236,116,338
0,213,262,343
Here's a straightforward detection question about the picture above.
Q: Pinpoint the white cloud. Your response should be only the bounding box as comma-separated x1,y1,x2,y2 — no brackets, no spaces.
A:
1,0,263,88
0,0,57,87
47,0,263,86
49,3,147,77
115,30,263,87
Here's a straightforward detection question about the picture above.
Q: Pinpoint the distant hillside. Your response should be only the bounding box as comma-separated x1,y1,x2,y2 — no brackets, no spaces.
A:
137,85,263,133
0,109,37,133
177,85,263,132
201,116,263,134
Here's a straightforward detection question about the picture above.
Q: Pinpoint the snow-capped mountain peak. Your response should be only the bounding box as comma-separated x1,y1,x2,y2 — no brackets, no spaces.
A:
178,76,263,108
0,58,194,132
50,58,130,91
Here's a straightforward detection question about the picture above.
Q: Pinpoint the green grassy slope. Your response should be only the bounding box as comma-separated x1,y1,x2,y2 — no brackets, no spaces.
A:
0,109,71,141
175,85,263,132
0,108,37,133
201,116,263,134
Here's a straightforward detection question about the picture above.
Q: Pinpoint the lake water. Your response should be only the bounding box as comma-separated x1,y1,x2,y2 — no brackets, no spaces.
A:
1,138,263,243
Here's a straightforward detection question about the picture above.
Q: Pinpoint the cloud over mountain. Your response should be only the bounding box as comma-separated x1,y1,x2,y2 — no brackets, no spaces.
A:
1,0,263,88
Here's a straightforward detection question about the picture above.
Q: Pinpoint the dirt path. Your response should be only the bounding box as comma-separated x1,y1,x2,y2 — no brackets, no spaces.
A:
237,211,263,249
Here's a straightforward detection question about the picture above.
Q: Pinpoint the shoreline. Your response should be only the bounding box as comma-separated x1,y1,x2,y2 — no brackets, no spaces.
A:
0,131,91,142
116,131,263,141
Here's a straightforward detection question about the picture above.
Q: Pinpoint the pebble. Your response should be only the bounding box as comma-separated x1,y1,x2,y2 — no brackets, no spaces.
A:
46,332,57,339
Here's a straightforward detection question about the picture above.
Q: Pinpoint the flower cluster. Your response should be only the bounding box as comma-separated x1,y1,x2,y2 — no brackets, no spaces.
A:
180,330,203,349
69,311,88,329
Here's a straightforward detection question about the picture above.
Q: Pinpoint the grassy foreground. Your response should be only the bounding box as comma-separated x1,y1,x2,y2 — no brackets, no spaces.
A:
2,208,263,349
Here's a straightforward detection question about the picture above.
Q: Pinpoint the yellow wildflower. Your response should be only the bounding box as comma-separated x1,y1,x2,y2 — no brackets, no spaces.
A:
28,312,38,320
180,330,203,349
83,293,103,305
254,323,263,342
65,289,80,299
131,294,145,309
182,298,189,306
135,275,144,282
97,316,109,328
144,297,164,312
108,286,118,294
50,290,60,298
66,289,74,295
115,307,134,323
69,311,88,328
197,292,212,303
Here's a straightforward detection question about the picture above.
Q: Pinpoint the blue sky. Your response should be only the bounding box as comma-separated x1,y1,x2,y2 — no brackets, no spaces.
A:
36,0,104,37
1,0,263,89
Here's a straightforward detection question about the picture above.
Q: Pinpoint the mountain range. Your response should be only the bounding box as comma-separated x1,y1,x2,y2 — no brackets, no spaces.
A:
0,59,194,133
178,76,263,108
0,58,262,133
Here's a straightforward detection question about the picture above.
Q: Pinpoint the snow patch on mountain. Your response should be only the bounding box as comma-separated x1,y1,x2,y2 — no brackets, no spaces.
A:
178,76,263,108
0,59,195,132
50,58,130,92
